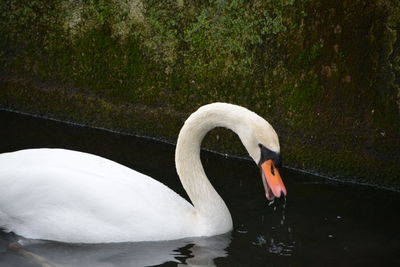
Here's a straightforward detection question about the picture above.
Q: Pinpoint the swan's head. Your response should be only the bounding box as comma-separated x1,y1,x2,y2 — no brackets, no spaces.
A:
239,112,287,201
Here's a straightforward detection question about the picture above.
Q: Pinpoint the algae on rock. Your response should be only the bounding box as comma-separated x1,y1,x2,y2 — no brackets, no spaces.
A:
0,0,399,189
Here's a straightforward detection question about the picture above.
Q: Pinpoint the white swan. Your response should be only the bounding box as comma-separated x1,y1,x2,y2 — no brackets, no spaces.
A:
0,103,286,243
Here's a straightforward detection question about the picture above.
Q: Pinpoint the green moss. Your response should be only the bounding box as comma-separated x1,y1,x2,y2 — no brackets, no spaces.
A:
0,77,182,140
0,0,399,189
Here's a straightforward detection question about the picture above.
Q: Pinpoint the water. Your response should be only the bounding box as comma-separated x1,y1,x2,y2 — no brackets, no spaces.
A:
0,110,399,266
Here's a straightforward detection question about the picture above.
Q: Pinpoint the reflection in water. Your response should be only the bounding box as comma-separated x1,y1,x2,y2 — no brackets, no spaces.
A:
0,233,231,267
178,235,230,267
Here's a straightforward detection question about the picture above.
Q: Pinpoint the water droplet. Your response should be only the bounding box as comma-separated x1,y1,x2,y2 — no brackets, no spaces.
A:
237,224,248,234
252,235,266,246
268,238,295,256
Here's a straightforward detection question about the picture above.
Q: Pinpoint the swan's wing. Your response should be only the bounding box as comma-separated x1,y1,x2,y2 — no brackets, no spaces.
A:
0,148,195,242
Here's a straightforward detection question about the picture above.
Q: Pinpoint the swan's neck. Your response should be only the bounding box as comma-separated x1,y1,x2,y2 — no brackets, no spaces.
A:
175,104,251,234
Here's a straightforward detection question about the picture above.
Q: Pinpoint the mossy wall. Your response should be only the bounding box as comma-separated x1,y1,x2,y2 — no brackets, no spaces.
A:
0,0,399,189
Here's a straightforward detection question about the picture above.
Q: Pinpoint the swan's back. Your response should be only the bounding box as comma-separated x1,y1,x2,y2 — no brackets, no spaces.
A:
0,149,195,243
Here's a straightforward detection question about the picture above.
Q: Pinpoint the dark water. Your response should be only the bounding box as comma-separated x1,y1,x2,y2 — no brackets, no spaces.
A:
0,110,399,267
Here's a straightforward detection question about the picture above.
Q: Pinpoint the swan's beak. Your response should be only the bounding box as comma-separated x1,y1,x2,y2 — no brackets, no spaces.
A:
260,160,287,200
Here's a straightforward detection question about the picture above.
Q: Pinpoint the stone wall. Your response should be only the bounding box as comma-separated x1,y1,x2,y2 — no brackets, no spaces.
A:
0,0,399,189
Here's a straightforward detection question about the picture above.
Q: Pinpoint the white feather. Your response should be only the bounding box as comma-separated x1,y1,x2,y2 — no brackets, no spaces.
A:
0,103,280,243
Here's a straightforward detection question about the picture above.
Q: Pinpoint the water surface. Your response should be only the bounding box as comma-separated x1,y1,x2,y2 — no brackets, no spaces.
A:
0,110,399,266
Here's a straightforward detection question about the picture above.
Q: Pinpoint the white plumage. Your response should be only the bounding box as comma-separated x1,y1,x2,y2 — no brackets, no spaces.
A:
0,149,194,242
0,103,284,243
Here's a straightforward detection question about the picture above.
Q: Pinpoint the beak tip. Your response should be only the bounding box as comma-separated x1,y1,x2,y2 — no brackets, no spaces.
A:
272,186,287,199
282,187,287,197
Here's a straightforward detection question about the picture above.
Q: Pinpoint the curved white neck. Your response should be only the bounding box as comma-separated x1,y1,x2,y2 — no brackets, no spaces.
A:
175,103,257,234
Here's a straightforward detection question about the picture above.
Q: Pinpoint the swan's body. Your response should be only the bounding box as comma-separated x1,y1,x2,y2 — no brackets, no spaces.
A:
0,149,197,243
0,103,286,243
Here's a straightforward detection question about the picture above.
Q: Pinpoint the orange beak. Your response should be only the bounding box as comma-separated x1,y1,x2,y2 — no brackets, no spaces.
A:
260,160,287,200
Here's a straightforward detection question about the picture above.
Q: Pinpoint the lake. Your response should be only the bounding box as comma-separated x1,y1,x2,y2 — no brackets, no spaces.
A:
0,109,399,266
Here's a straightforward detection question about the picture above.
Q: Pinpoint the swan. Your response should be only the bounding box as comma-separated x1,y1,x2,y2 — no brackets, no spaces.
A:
0,103,286,243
